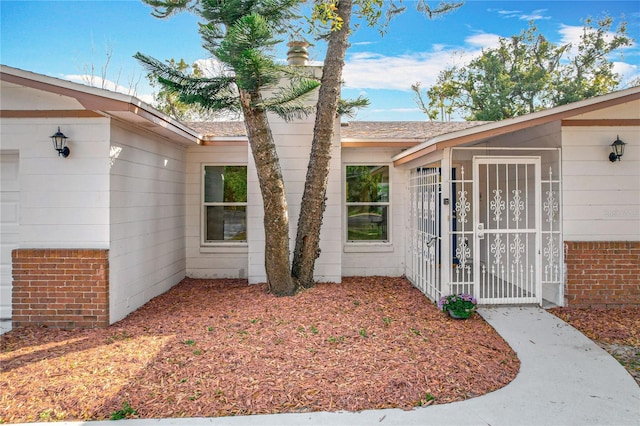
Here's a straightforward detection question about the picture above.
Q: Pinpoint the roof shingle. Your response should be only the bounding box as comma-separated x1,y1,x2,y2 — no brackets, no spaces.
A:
186,120,489,141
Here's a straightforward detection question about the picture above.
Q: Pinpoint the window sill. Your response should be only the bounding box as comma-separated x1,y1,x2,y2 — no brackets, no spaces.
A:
200,244,248,254
343,242,394,253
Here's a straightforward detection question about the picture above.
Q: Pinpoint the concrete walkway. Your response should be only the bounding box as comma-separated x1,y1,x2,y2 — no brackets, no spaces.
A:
14,307,640,426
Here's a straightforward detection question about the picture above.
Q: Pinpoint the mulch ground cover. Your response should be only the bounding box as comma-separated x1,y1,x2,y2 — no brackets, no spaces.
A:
1,276,519,423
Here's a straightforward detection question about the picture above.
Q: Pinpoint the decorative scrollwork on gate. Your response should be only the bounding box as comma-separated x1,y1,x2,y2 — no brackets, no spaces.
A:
510,233,525,266
490,234,506,266
509,189,524,223
543,234,558,266
455,236,471,268
456,190,470,224
490,189,505,224
429,190,436,226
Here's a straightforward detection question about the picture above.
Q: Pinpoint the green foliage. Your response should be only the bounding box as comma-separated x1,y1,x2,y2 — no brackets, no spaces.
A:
416,392,435,406
337,96,370,117
307,0,461,38
145,58,225,121
414,17,633,121
138,0,318,121
222,166,248,203
110,401,137,420
346,165,388,203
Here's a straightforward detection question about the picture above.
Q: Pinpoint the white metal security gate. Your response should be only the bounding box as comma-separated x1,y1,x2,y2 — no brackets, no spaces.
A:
407,167,441,301
473,157,541,304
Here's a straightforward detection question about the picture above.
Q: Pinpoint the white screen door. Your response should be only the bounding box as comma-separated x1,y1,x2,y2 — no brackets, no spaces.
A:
473,157,541,304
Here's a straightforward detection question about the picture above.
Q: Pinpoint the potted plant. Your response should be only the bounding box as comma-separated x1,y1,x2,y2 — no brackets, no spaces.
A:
438,293,477,319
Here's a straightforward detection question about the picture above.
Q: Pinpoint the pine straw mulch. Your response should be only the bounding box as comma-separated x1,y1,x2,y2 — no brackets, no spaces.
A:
548,306,640,386
0,276,519,423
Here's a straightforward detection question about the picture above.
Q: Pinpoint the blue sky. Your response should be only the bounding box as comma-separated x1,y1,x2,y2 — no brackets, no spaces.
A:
1,0,639,121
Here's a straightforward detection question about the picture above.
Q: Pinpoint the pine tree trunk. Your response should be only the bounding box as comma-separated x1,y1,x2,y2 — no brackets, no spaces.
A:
240,89,297,296
291,0,352,288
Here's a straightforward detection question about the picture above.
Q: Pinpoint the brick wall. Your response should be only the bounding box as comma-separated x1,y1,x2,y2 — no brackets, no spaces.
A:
565,241,640,307
12,249,109,328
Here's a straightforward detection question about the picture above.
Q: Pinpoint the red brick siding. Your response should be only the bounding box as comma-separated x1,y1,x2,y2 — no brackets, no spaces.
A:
564,241,640,308
11,249,109,328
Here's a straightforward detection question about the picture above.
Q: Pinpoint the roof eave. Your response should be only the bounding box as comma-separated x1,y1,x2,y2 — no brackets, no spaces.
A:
392,87,640,166
0,64,203,145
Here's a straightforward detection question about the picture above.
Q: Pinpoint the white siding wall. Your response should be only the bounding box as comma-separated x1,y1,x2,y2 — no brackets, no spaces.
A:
342,147,407,277
247,119,343,284
1,115,111,333
1,117,111,247
185,144,249,278
562,102,640,241
109,122,187,323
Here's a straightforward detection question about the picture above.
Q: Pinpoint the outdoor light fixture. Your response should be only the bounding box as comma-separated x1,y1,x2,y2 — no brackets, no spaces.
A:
609,135,625,162
51,127,70,158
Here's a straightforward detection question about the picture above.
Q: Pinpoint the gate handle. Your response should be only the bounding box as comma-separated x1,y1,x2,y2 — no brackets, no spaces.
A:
477,223,485,240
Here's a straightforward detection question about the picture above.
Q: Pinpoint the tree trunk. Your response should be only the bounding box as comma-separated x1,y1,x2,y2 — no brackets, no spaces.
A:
291,0,352,288
240,89,297,296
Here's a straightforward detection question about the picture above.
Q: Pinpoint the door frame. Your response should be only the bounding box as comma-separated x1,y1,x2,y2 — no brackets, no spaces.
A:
472,156,542,305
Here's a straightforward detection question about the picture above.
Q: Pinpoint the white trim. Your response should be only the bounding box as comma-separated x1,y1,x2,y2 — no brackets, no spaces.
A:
392,86,640,163
343,163,392,245
200,163,248,246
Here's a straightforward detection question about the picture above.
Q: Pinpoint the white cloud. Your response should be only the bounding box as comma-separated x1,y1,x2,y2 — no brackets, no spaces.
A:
613,61,640,85
496,9,522,16
465,32,501,49
519,9,550,21
65,74,138,95
65,73,157,106
558,23,638,58
342,34,499,91
557,24,584,48
493,8,550,21
194,58,233,77
352,41,377,46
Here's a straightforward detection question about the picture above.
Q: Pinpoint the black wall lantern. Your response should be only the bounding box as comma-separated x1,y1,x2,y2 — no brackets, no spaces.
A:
609,135,625,162
51,127,70,158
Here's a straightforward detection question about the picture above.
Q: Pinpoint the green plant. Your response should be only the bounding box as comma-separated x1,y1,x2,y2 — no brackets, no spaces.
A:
410,328,421,336
382,317,392,326
328,335,345,343
183,339,196,346
110,401,137,420
193,350,202,355
417,392,435,406
359,327,368,338
310,324,319,334
438,293,477,318
207,326,213,332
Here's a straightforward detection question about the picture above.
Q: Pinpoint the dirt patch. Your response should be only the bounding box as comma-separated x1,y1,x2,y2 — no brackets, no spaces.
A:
549,307,640,385
0,276,519,423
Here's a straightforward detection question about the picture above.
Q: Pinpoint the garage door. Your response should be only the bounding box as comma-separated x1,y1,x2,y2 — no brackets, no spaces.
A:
1,152,19,334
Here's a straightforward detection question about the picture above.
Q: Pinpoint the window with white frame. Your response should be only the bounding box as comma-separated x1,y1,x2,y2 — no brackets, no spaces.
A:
203,165,247,243
345,165,390,242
